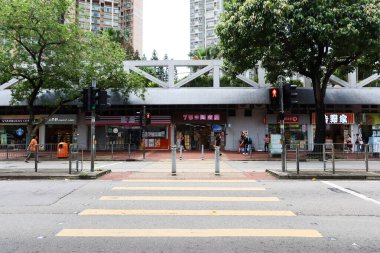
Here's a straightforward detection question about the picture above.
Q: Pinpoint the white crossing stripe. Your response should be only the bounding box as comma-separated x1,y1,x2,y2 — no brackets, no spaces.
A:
121,180,257,183
100,196,280,202
79,209,296,216
57,229,322,238
112,186,266,191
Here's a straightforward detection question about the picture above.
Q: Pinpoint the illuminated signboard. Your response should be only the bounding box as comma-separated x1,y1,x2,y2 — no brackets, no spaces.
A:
312,113,354,125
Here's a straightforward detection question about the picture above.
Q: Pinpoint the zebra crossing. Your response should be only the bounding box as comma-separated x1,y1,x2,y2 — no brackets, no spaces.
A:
56,179,323,238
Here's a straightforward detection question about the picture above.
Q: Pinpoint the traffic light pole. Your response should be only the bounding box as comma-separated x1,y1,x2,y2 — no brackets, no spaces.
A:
279,77,286,172
90,78,96,172
142,105,146,160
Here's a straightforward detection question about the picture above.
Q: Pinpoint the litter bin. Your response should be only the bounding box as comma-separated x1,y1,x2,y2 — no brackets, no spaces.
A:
57,142,69,158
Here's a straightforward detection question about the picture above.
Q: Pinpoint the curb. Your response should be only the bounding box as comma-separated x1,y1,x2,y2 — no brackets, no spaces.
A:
0,169,111,180
265,169,380,180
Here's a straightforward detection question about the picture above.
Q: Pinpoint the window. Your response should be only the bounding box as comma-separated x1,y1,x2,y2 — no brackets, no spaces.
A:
244,109,252,117
104,14,112,19
104,7,112,12
104,21,112,26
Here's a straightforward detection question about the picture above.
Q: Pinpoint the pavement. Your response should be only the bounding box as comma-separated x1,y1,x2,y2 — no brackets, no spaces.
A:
0,150,379,180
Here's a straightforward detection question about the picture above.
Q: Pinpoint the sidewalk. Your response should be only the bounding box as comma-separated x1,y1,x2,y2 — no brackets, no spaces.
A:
0,158,379,180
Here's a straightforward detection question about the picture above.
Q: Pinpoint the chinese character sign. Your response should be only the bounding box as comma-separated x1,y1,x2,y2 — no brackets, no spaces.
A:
313,113,354,125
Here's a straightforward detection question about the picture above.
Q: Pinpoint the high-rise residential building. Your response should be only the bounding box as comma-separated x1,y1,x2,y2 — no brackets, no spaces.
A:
76,0,142,54
190,0,224,53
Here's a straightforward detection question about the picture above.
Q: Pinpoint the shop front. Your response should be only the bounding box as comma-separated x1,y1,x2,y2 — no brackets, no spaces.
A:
364,113,380,153
44,115,77,144
85,115,171,150
174,112,226,150
0,116,30,146
312,112,355,148
266,114,309,149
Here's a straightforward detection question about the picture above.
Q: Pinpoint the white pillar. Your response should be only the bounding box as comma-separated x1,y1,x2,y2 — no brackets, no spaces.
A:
213,65,220,88
348,69,357,87
168,63,175,88
258,63,266,87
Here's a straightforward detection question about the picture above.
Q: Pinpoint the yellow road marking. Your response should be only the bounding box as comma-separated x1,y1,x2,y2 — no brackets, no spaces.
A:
57,229,322,238
121,180,257,183
100,196,279,202
79,209,296,216
112,187,265,191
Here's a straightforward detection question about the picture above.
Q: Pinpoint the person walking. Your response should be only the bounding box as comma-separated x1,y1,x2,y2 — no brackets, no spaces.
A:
264,134,270,152
25,135,38,163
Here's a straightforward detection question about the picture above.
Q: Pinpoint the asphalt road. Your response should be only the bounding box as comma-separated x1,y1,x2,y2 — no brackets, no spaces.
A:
0,178,379,253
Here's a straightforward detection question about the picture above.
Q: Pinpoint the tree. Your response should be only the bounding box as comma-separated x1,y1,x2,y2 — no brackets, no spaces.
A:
217,0,380,145
0,0,144,139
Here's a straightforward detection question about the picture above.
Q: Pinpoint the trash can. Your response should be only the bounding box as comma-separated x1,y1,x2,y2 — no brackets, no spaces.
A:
57,142,69,158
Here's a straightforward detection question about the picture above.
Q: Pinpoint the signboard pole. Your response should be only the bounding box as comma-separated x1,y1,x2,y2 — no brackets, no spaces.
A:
279,77,286,172
90,78,96,172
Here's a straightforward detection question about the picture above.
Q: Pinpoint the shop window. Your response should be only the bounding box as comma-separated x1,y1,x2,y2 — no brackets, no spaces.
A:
244,109,252,117
228,109,236,117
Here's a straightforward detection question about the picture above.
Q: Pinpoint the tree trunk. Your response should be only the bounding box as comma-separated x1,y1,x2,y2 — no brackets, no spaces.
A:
312,77,327,153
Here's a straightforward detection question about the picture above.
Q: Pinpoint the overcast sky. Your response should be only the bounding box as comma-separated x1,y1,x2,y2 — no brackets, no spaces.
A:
143,0,190,60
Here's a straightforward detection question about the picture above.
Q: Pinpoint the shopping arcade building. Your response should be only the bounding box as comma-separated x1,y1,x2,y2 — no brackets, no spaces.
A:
0,60,380,151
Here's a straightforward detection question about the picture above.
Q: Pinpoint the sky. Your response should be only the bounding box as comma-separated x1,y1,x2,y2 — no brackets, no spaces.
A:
143,0,190,60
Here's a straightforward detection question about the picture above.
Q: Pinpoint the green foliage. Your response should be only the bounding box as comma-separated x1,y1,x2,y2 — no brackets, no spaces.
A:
0,0,145,134
217,0,380,143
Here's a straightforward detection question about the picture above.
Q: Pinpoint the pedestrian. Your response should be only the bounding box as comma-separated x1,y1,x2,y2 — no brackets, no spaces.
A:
238,131,245,153
180,135,186,151
25,135,38,163
355,133,363,152
346,134,352,152
264,134,270,152
215,133,222,156
243,133,249,155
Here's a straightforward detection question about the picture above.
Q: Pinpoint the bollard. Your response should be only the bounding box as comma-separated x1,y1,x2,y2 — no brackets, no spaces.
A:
249,144,252,158
332,144,335,174
284,146,287,172
179,145,183,160
323,144,326,171
6,145,8,160
128,143,131,160
201,144,204,160
296,144,300,174
365,144,369,172
171,145,177,176
215,146,220,175
69,145,72,174
111,143,114,160
34,144,38,172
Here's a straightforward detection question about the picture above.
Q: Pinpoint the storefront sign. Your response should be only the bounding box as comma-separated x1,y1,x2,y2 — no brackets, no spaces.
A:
312,113,354,124
46,115,77,125
276,115,299,124
0,119,30,123
182,114,221,121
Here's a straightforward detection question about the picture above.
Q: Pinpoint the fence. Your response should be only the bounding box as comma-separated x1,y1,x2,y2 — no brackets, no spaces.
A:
285,143,380,173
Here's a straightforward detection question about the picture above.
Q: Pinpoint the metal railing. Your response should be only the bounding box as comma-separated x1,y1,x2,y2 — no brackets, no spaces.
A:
285,143,380,173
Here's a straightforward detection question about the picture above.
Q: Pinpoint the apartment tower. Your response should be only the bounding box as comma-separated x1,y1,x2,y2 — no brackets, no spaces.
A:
76,0,142,54
190,0,223,53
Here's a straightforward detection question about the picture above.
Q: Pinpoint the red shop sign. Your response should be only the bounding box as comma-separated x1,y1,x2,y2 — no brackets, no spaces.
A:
277,115,299,124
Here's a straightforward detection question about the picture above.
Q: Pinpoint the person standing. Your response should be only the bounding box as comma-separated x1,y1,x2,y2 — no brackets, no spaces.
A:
215,133,222,156
264,134,270,152
25,135,38,162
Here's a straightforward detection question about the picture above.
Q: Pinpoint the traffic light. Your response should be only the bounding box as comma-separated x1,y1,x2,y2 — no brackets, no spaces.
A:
82,88,91,112
82,88,110,113
97,90,111,112
269,87,280,108
145,112,151,125
283,83,298,110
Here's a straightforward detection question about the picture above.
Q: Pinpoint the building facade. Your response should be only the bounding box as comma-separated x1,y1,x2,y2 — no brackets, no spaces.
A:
76,0,142,53
190,0,224,52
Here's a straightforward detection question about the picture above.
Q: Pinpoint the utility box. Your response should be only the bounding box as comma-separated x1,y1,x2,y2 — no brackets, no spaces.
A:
57,142,69,158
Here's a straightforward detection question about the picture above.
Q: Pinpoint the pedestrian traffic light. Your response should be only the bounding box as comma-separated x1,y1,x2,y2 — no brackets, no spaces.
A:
269,87,280,108
145,112,151,125
283,83,298,110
